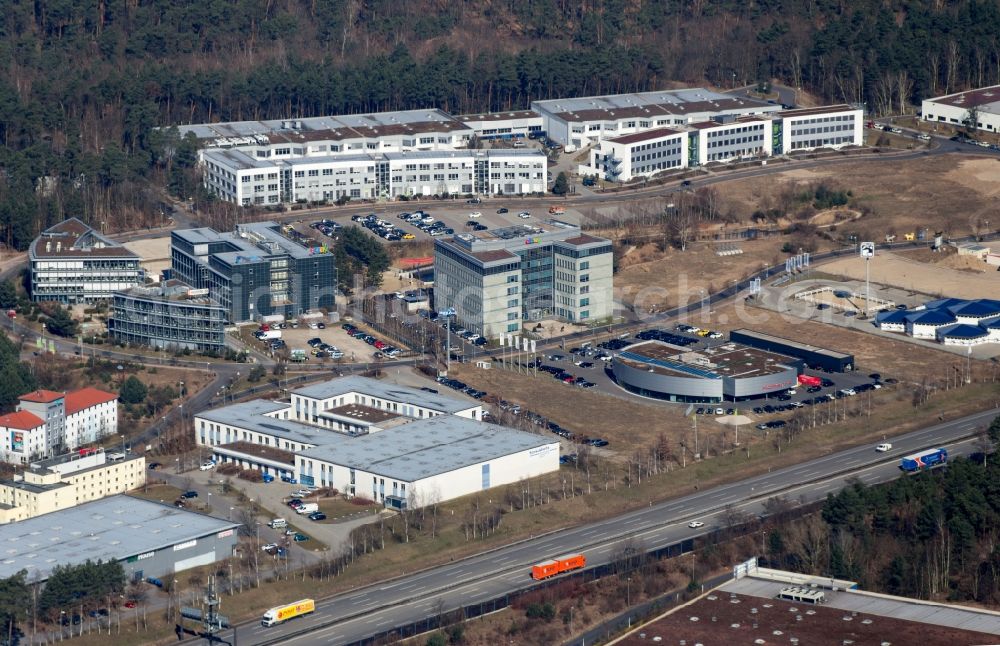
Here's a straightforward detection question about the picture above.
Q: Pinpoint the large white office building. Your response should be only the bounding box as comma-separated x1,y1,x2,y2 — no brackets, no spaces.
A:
181,109,543,203
194,377,559,509
201,148,547,204
579,105,863,182
775,105,863,154
921,84,1000,133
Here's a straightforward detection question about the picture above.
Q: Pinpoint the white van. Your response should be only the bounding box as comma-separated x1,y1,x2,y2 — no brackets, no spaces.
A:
296,503,319,515
268,518,287,529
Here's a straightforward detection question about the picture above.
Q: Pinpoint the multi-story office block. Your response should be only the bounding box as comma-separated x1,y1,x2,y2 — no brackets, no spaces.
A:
687,116,773,163
434,225,613,338
0,449,145,523
201,149,547,205
579,107,863,182
29,218,143,303
579,128,688,182
109,280,227,352
773,105,863,154
171,222,336,323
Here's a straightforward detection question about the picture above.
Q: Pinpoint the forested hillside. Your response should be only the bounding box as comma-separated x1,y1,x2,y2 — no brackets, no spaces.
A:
767,449,1000,604
3,1,1000,245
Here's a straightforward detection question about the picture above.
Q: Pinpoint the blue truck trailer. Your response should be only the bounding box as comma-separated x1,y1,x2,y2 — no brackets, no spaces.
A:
900,447,948,472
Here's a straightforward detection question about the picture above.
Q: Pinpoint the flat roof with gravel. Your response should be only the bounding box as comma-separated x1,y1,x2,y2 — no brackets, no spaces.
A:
298,415,556,482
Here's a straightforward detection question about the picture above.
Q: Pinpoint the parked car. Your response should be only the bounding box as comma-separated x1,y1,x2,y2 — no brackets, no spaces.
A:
308,512,327,521
199,461,214,471
181,490,198,499
496,207,509,214
293,533,310,542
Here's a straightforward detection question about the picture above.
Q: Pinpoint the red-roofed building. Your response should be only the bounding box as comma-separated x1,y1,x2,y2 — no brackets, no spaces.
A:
64,388,118,449
0,410,46,463
19,390,64,404
0,387,118,464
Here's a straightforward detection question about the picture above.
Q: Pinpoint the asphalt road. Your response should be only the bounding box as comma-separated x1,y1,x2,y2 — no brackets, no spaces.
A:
209,406,998,646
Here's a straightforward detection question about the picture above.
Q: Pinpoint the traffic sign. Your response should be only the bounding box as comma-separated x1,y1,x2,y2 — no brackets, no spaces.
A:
860,242,875,258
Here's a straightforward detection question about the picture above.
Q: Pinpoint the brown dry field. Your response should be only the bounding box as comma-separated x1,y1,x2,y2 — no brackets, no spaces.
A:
449,363,695,456
722,154,1000,240
819,249,1000,300
613,236,838,312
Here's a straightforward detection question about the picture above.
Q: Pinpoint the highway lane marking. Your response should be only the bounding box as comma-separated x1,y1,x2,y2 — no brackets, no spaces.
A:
267,428,994,644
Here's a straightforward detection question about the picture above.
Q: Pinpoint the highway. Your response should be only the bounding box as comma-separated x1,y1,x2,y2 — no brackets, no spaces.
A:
208,406,999,646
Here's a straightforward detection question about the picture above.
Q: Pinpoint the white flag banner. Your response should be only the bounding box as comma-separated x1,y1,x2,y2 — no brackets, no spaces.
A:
499,334,505,347
530,339,537,354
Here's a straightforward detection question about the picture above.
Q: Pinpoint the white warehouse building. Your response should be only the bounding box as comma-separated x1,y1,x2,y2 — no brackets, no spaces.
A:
921,84,1000,133
533,88,782,149
194,377,559,508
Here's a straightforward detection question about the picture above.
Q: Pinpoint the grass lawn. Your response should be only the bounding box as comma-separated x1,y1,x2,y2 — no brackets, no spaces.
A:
128,483,185,505
316,498,379,521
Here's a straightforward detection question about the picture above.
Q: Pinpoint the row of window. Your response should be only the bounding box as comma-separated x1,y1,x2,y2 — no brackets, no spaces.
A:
630,148,682,163
790,123,853,136
708,134,765,148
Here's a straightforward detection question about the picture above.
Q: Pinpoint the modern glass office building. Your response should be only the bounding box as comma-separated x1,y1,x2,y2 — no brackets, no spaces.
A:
171,222,336,323
29,218,144,303
109,280,227,351
434,224,613,338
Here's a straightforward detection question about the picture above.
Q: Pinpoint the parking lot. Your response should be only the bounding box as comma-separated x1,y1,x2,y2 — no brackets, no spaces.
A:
244,319,410,364
286,201,585,247
487,324,888,431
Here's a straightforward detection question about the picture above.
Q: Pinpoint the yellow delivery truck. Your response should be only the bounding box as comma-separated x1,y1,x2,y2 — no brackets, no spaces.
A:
261,598,315,627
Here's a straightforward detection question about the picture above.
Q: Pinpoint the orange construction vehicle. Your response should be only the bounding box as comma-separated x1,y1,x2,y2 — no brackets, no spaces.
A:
548,206,566,215
531,553,586,580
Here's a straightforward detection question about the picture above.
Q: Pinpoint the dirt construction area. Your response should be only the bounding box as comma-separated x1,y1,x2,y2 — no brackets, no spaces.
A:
820,249,1000,300
720,154,1000,239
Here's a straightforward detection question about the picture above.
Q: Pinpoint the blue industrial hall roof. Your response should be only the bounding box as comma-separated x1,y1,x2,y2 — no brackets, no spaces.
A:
905,309,957,325
937,324,989,339
947,299,1000,317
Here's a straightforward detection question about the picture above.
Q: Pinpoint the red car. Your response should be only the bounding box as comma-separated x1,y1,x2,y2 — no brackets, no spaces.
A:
124,601,136,609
